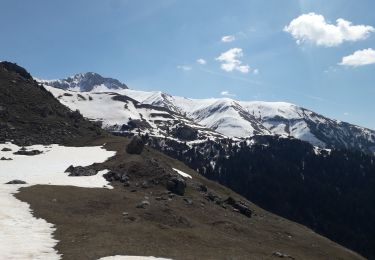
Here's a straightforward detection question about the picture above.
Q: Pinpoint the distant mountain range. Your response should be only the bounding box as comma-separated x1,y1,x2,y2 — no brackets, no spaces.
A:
41,72,375,154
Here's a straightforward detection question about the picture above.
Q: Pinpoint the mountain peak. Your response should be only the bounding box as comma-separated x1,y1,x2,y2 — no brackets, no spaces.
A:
39,72,128,92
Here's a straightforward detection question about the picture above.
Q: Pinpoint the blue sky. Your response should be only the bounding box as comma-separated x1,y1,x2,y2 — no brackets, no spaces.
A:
1,0,375,128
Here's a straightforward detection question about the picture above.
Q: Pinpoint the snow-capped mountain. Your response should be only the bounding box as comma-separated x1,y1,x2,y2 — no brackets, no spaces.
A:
45,86,225,142
117,89,375,153
39,74,375,154
38,72,128,92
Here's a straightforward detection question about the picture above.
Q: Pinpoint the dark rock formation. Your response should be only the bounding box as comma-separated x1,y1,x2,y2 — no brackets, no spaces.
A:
65,165,97,176
0,62,104,146
126,136,144,154
6,179,27,184
103,171,129,185
225,197,252,218
166,177,186,196
14,149,42,156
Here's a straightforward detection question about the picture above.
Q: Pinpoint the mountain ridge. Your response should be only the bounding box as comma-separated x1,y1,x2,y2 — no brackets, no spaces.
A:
38,72,375,154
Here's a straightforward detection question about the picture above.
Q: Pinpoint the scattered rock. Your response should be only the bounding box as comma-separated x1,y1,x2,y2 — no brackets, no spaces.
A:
103,171,129,184
126,136,144,154
166,177,186,196
65,165,97,176
272,252,294,259
14,149,42,156
198,184,208,192
136,200,150,209
183,198,193,205
1,147,11,152
206,192,223,206
141,180,152,189
225,197,252,218
5,179,27,184
1,157,12,160
155,196,167,201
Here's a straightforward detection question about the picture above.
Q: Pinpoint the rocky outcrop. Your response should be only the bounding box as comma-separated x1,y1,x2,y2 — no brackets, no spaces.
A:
5,179,27,184
14,149,42,156
166,176,186,196
65,165,97,176
225,197,252,218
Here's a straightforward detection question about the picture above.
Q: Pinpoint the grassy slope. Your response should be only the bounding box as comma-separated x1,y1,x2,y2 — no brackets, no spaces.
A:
16,136,364,260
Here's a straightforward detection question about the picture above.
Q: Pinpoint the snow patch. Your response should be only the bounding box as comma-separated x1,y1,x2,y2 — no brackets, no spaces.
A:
99,256,172,260
172,168,192,179
0,143,116,259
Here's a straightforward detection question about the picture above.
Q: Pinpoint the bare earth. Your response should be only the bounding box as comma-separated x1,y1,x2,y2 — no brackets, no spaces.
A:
16,136,365,260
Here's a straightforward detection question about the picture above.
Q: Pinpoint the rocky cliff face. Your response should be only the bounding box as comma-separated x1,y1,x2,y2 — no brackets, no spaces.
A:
0,62,104,145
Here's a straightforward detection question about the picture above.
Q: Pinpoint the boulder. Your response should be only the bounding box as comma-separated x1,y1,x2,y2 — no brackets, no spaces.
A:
198,184,208,192
136,200,150,209
166,176,186,196
126,136,144,154
14,149,42,156
103,171,130,185
6,180,27,184
1,147,12,152
65,165,97,176
225,197,252,218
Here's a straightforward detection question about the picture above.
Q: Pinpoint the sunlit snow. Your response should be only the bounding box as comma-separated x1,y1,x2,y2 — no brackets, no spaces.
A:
0,143,116,260
172,168,192,179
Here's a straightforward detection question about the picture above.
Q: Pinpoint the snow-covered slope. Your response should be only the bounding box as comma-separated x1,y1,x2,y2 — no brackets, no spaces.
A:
40,75,375,153
117,89,375,151
45,86,225,143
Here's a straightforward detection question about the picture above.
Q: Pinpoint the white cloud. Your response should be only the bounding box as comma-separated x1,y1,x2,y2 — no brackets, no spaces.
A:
253,69,259,75
220,90,236,97
344,112,350,116
339,48,375,67
216,48,251,73
284,13,374,47
177,65,192,71
221,35,236,42
196,58,207,65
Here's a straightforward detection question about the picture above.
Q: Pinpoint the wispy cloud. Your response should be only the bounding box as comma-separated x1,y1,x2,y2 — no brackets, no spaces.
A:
215,48,251,74
196,58,207,65
220,90,236,97
284,13,374,47
221,35,236,42
177,65,192,71
339,48,375,67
